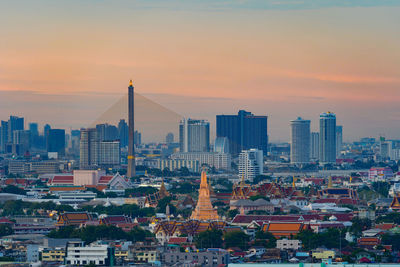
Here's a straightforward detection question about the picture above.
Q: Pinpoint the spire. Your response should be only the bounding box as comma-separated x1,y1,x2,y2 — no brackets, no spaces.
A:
293,176,296,188
328,176,333,188
159,178,169,198
191,170,219,221
129,80,133,86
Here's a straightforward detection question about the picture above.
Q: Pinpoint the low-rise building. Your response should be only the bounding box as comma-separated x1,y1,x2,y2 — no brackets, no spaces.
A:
65,241,114,266
162,249,229,267
276,239,302,250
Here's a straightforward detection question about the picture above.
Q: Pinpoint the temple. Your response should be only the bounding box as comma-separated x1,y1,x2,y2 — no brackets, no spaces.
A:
190,171,219,221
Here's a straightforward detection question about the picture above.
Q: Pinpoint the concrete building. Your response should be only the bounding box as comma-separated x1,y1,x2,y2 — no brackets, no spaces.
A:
171,152,231,170
290,117,310,165
276,239,302,250
158,159,200,173
214,137,229,154
166,132,174,144
13,130,30,154
127,80,136,178
98,141,120,166
336,125,343,158
179,118,210,152
73,170,106,186
162,249,229,266
65,241,113,266
80,128,98,169
310,132,320,161
319,112,336,164
238,149,263,182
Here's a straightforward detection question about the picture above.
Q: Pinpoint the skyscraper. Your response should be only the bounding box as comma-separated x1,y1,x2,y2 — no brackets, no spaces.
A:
13,130,30,154
214,137,229,154
29,123,39,137
127,80,136,177
118,119,129,148
166,132,174,144
238,149,263,182
0,121,8,152
310,132,320,161
216,110,268,155
290,117,310,165
336,125,343,158
96,123,119,141
7,116,24,143
80,128,98,169
47,129,66,157
179,118,210,152
319,112,337,164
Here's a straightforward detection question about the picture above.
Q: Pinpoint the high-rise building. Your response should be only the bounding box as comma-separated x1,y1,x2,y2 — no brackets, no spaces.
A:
238,149,263,182
13,130,31,154
29,123,39,137
70,129,80,156
127,80,136,177
118,119,129,148
217,110,268,155
336,125,343,158
96,123,119,141
214,137,229,154
80,128,98,169
43,124,51,136
166,132,174,144
98,141,120,166
179,118,210,152
0,121,8,152
319,112,336,164
80,128,120,169
47,129,66,157
7,116,24,143
134,130,141,145
310,132,320,161
290,117,310,165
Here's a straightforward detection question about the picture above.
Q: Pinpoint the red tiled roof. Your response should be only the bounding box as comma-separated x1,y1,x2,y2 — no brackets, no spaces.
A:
51,176,74,184
98,176,114,185
168,237,188,244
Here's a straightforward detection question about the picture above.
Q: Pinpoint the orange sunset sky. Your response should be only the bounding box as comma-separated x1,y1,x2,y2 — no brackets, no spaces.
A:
1,1,400,142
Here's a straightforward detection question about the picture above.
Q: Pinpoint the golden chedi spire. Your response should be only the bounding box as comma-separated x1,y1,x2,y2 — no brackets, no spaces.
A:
159,178,169,199
328,176,333,188
191,170,219,221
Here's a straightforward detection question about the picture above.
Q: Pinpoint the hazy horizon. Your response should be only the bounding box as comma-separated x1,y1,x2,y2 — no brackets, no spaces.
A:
1,0,399,142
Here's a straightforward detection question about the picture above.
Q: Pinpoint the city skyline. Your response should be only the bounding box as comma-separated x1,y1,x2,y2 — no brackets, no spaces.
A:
1,1,400,142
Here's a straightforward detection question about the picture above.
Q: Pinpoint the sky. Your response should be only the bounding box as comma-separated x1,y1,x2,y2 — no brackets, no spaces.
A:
0,0,400,142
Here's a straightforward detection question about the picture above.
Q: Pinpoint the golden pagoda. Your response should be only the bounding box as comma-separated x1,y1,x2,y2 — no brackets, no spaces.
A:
159,179,170,199
191,171,219,221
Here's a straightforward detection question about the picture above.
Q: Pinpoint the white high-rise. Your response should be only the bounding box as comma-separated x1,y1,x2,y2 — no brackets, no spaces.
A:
319,112,336,164
238,149,263,182
179,118,210,152
290,117,310,165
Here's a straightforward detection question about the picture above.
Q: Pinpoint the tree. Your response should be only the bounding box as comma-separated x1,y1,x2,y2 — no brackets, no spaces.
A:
254,230,276,248
0,224,13,237
2,185,26,195
224,231,249,250
228,209,239,219
350,218,372,236
195,229,223,249
372,181,390,197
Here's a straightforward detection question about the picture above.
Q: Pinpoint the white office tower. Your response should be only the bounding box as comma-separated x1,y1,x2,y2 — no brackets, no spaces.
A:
290,117,310,165
336,125,343,158
319,112,337,164
179,118,210,152
238,149,263,182
310,132,320,161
